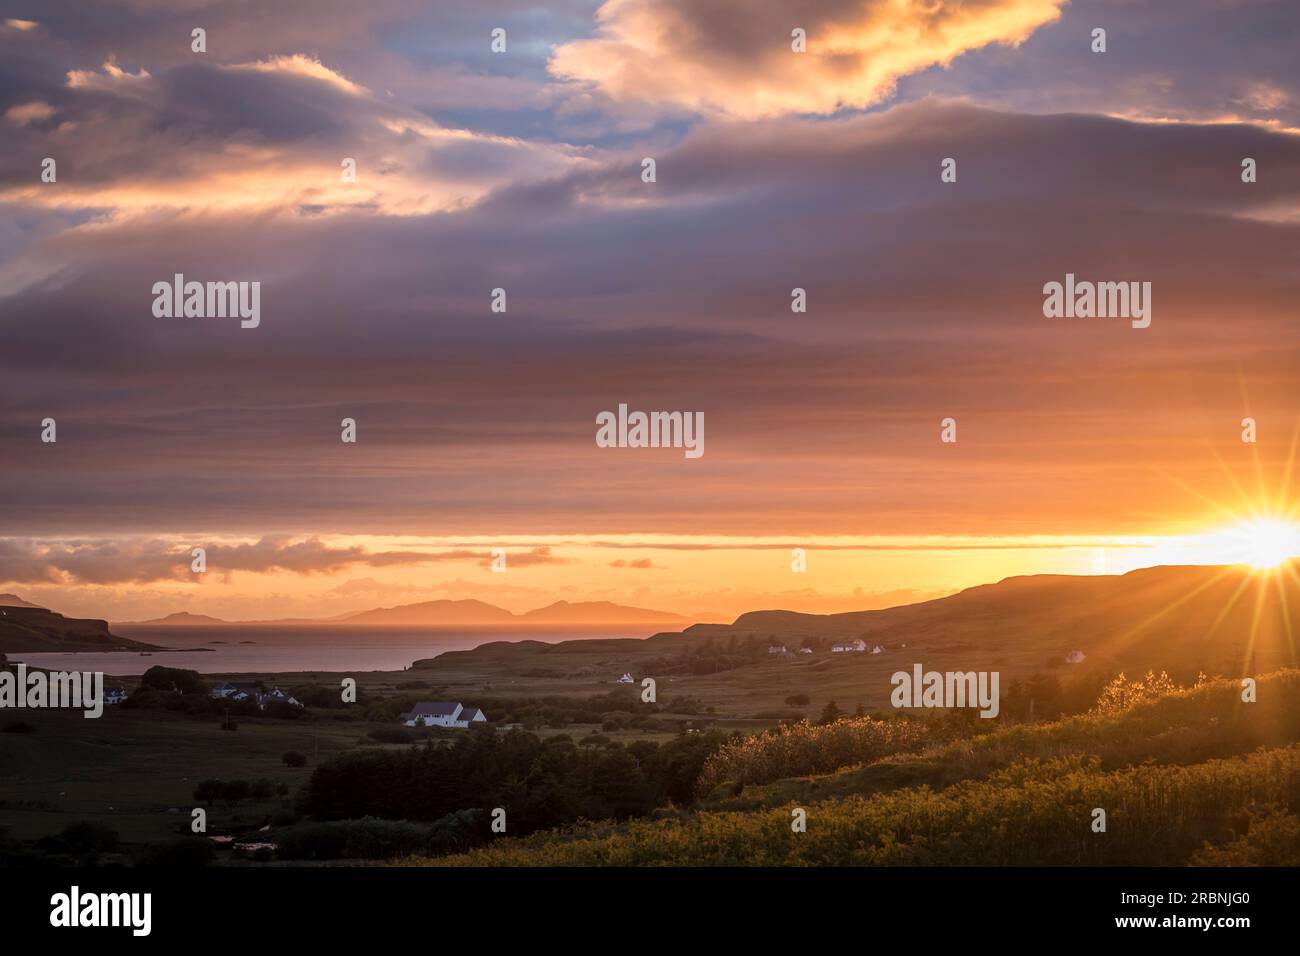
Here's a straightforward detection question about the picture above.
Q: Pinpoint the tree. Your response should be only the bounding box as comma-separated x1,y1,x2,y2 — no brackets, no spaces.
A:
222,779,251,804
282,751,307,768
784,693,810,706
193,779,224,805
139,665,207,696
817,700,844,725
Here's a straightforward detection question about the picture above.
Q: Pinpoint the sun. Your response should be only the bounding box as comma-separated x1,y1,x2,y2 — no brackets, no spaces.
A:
1219,518,1300,570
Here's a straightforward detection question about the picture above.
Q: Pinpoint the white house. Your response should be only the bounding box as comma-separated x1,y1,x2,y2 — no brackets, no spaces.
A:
767,645,788,655
617,673,635,684
831,639,868,653
1065,650,1087,664
871,645,885,654
214,682,302,709
400,701,487,728
104,687,129,705
262,686,303,708
798,647,814,655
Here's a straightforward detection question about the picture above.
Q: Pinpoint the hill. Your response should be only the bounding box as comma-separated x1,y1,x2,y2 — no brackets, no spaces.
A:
0,602,161,653
124,611,230,626
519,600,692,625
336,599,518,626
114,598,699,629
406,668,1300,867
400,563,1300,719
684,562,1300,679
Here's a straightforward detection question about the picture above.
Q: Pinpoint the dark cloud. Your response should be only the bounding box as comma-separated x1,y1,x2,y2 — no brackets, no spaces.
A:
0,536,492,584
1,2,1297,542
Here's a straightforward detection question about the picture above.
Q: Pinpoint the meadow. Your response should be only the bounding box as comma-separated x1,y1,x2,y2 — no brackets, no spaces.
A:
405,670,1300,866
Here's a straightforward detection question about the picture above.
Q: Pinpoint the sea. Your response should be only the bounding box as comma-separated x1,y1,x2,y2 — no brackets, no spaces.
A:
10,624,671,676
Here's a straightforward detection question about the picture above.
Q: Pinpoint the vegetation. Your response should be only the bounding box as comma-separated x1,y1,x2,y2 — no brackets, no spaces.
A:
403,669,1300,867
696,715,929,794
298,726,731,839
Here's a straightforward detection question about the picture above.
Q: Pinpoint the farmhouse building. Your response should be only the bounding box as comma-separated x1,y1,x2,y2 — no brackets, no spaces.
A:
831,639,868,653
210,681,302,709
399,701,488,728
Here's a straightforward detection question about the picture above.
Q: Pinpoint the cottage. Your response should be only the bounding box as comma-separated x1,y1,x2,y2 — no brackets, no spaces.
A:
399,701,487,729
1065,650,1087,664
871,645,885,654
617,672,635,684
799,647,814,655
104,687,129,705
215,682,302,709
831,639,867,653
767,645,788,655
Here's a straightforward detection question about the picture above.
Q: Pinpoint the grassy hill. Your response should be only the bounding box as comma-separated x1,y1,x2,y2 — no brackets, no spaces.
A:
689,562,1300,678
0,603,160,653
406,668,1300,866
403,563,1300,720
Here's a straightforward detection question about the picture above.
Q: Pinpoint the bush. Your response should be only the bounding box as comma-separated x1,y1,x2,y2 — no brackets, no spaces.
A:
784,694,811,707
36,821,119,856
1190,808,1300,866
275,811,486,861
697,716,929,795
139,665,208,696
423,743,1300,867
193,779,225,805
282,751,307,768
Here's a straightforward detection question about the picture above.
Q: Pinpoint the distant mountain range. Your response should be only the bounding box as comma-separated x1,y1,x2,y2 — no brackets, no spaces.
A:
10,562,1298,678
117,599,704,628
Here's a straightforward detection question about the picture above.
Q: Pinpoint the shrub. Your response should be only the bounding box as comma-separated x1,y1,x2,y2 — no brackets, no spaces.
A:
282,751,307,768
697,716,929,795
276,811,485,861
1091,670,1205,715
421,743,1300,867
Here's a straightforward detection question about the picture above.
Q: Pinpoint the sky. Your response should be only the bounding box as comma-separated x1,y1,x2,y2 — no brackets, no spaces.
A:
0,0,1297,622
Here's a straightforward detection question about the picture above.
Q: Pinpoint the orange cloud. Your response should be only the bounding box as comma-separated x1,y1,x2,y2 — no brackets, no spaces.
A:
551,0,1065,118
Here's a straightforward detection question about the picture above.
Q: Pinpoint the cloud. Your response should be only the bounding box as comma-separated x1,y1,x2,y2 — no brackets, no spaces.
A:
4,100,55,124
609,558,664,569
1,102,1299,539
0,53,591,219
226,54,369,96
0,537,502,585
494,547,574,568
549,0,1066,118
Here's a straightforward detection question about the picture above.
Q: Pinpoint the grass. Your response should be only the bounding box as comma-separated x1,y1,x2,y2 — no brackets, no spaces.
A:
0,707,382,843
402,669,1300,866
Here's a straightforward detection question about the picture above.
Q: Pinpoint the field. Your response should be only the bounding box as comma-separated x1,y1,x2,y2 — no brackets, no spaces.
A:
404,669,1300,866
